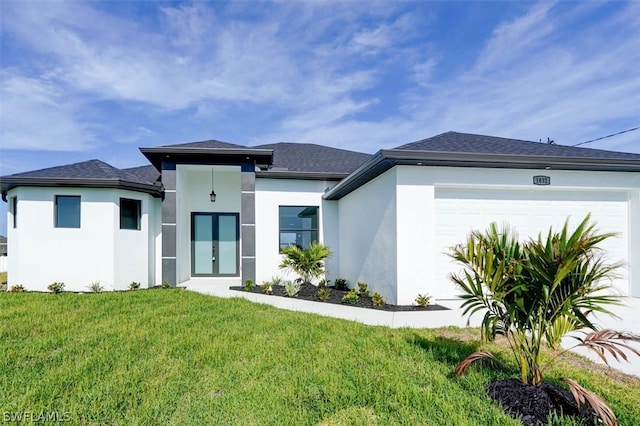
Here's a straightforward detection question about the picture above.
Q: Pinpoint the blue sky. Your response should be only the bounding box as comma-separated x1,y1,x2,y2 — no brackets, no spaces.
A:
1,0,639,234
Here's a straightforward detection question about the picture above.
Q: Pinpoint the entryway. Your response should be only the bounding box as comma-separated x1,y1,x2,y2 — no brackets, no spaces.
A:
191,213,239,277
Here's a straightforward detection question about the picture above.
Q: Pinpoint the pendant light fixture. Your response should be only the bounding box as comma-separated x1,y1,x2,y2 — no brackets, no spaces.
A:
210,168,216,202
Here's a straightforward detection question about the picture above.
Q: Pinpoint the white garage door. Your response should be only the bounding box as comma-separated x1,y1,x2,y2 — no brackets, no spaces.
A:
434,187,629,300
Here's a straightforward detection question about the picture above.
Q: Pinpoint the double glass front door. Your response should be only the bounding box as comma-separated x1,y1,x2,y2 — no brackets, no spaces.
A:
191,213,239,277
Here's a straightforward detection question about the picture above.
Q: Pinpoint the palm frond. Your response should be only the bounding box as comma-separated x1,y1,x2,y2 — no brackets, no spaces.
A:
562,378,617,426
454,351,498,376
571,329,640,365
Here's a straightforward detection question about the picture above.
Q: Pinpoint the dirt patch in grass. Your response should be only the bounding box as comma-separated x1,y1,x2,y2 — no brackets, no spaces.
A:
230,282,448,312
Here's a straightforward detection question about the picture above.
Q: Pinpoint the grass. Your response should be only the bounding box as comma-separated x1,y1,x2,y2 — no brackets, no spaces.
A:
1,290,639,425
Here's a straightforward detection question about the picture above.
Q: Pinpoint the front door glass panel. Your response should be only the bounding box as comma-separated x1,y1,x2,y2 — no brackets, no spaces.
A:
191,213,239,277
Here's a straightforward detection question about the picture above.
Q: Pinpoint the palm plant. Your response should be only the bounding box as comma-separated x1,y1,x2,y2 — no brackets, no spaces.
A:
450,215,640,425
279,242,332,284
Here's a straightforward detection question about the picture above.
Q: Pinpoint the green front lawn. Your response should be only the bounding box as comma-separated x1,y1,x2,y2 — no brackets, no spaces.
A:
1,290,638,425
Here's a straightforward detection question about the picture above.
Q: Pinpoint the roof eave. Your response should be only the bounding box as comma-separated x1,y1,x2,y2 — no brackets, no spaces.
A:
255,170,349,180
323,150,640,200
323,152,393,200
0,177,163,198
139,146,274,169
384,149,640,170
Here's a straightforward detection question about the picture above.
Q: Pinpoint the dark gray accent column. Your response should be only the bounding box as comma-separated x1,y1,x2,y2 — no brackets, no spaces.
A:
162,167,177,287
241,171,256,284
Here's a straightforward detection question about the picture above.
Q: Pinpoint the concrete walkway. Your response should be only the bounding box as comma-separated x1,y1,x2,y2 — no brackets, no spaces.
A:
183,279,640,377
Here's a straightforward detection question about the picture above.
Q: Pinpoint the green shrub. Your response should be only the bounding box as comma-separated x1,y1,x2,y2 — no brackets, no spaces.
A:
243,279,255,291
129,281,140,291
88,281,104,293
283,280,301,297
371,292,385,307
279,242,332,283
318,279,329,288
415,294,432,307
450,215,640,424
10,284,25,293
268,276,283,287
260,282,272,294
357,281,370,297
48,282,65,294
317,287,331,301
334,278,348,291
161,281,171,289
341,289,359,305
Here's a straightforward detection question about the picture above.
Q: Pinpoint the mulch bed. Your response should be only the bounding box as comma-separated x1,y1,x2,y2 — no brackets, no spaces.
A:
230,282,448,312
487,379,599,425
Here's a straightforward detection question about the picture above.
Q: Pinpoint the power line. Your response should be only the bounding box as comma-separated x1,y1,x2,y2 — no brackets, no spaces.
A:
572,126,640,147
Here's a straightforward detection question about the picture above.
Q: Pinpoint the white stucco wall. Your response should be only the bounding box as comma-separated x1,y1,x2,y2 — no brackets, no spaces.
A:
337,169,399,303
175,165,241,285
113,190,159,289
6,187,159,292
393,166,638,304
254,178,337,286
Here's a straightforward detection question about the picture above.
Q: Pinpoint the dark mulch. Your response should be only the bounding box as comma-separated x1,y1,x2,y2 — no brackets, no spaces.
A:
487,379,599,426
230,282,448,312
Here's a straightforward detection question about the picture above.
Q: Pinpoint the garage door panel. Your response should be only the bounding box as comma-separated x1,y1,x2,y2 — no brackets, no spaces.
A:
434,188,629,300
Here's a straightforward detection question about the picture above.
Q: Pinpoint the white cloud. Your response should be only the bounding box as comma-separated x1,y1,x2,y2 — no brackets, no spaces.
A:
399,1,640,152
1,0,638,157
0,73,95,151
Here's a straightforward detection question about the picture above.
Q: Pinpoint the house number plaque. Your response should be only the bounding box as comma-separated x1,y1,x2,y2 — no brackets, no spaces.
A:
533,175,551,185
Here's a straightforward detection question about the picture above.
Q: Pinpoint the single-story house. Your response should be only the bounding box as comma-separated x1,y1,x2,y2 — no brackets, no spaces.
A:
1,132,639,304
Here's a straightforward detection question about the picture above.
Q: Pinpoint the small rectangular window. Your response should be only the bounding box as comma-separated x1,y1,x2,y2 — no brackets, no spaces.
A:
11,197,17,228
55,195,81,228
120,198,141,230
279,206,318,251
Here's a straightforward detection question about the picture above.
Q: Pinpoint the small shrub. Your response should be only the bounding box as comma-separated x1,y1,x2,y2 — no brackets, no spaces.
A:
415,294,432,307
334,278,348,291
243,279,255,291
48,282,65,294
283,280,301,297
318,279,329,288
279,242,332,283
129,281,140,291
161,281,171,289
10,284,25,293
260,282,272,294
88,281,104,293
357,281,370,297
317,287,331,301
269,276,283,287
342,289,359,305
372,292,385,307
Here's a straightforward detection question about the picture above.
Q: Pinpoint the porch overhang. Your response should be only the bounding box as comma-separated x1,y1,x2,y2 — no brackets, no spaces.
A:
140,146,273,170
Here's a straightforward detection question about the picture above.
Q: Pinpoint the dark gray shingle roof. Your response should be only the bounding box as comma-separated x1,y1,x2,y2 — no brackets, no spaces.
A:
162,139,245,149
121,165,161,185
5,159,156,185
0,160,162,196
254,143,372,174
395,131,640,160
